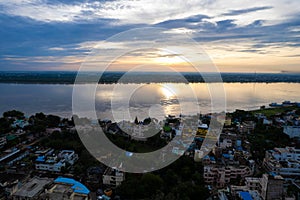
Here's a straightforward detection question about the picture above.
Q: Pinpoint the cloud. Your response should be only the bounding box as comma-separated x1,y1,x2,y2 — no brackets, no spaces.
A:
0,0,299,72
0,0,299,27
281,54,300,58
49,47,65,51
223,6,273,16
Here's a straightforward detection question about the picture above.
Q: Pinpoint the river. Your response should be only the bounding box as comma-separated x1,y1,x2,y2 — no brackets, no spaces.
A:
0,83,299,120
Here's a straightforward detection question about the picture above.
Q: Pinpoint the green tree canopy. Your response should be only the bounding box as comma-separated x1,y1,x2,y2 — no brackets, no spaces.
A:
3,110,24,119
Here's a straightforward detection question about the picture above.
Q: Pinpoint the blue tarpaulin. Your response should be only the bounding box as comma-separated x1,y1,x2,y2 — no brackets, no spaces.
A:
222,154,230,159
36,156,45,162
54,177,90,195
239,191,253,200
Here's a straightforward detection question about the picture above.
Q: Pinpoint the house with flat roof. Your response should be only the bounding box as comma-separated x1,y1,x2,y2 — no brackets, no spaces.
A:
263,147,300,177
103,167,125,187
11,177,52,200
283,126,300,138
35,149,78,172
204,165,252,188
46,177,90,200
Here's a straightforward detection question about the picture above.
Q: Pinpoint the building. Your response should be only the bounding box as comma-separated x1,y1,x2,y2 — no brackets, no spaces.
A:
35,150,78,172
283,126,300,138
196,122,208,139
46,177,90,200
0,148,21,163
218,138,232,148
248,160,256,174
194,149,203,162
230,184,262,200
87,167,103,184
263,119,273,125
46,128,61,134
58,150,78,165
218,132,241,149
103,167,125,187
238,191,261,200
239,121,256,134
204,165,252,188
260,173,284,200
12,177,52,200
224,117,232,126
0,136,7,147
0,173,26,197
11,120,29,129
263,147,300,177
230,173,284,200
245,177,261,191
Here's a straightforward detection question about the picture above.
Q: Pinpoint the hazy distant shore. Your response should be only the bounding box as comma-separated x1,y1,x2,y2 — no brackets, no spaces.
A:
0,71,300,84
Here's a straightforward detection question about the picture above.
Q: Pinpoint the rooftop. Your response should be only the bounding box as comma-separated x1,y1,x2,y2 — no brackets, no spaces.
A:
13,177,52,198
54,177,90,195
239,191,253,200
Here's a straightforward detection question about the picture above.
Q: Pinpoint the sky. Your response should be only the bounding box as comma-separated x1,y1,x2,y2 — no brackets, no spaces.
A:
0,0,300,73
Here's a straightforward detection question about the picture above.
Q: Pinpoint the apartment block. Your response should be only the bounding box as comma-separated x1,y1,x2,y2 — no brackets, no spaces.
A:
264,147,300,177
204,165,252,188
103,167,125,187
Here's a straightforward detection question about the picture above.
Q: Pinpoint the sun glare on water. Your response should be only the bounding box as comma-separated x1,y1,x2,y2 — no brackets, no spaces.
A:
160,85,175,99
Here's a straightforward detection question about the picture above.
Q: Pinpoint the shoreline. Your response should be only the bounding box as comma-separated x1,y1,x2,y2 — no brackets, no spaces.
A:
1,72,300,84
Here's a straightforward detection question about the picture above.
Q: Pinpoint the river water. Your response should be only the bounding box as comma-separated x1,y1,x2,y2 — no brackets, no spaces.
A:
0,83,299,119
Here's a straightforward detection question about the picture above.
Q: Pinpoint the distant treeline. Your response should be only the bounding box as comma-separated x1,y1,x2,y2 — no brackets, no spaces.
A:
0,71,300,84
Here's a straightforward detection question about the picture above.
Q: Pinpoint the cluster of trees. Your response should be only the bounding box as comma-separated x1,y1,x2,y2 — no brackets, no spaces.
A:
26,113,60,133
248,123,292,161
0,117,12,133
0,110,25,133
106,130,166,153
134,116,152,125
229,108,297,161
40,130,83,151
116,156,209,200
3,110,25,119
39,129,102,175
0,110,74,134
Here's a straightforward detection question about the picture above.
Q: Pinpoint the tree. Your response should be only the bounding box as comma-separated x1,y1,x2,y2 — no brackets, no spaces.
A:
0,117,12,133
31,124,46,134
140,173,164,196
134,116,139,125
35,112,46,120
3,110,24,119
143,117,151,125
46,115,61,127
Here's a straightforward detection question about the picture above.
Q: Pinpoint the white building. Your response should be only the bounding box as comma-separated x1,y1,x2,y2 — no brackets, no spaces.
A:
263,147,300,177
283,126,300,138
263,119,272,125
245,177,261,191
103,167,125,187
218,138,232,148
35,150,78,172
58,150,78,165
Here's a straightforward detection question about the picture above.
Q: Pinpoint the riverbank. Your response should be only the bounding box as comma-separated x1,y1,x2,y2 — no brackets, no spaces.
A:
1,71,300,84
